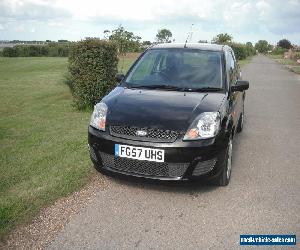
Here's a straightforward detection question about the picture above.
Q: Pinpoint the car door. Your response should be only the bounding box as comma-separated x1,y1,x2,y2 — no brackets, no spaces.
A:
226,49,240,128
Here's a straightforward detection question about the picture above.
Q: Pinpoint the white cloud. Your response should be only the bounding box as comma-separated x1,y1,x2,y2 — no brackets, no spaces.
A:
52,0,218,21
14,23,25,32
48,20,63,27
255,0,271,17
0,0,299,44
0,24,5,30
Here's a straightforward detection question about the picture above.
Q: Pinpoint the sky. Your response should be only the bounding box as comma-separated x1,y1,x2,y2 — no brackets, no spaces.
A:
0,0,299,45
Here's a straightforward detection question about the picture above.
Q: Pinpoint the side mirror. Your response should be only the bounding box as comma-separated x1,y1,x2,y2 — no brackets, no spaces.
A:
115,73,125,83
231,80,249,92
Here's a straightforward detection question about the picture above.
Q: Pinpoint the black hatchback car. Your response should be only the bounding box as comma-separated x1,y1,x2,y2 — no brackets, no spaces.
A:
88,43,249,186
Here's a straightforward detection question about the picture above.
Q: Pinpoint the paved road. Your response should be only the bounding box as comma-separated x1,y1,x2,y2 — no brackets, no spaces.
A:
48,55,300,249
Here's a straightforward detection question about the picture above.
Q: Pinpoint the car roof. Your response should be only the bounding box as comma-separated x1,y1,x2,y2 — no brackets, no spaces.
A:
150,43,230,52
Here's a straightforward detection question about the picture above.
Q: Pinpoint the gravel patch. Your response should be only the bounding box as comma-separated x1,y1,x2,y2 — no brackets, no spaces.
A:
1,173,108,250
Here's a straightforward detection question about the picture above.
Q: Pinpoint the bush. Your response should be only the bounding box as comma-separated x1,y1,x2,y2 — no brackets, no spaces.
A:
48,43,70,57
28,45,40,56
15,45,29,56
67,39,118,109
231,44,247,60
2,47,18,57
230,43,255,60
271,47,288,55
233,43,255,60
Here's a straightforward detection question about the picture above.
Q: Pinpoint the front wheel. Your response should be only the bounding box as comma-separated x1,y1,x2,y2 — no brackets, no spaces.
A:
213,138,233,186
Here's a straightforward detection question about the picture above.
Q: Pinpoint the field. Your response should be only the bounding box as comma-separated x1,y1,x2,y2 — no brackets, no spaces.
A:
0,53,250,240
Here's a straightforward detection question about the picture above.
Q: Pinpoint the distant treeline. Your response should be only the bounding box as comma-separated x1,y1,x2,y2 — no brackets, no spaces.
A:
1,43,70,57
0,39,256,60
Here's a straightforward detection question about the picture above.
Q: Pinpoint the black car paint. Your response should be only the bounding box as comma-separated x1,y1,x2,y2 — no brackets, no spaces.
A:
103,87,226,132
88,43,248,183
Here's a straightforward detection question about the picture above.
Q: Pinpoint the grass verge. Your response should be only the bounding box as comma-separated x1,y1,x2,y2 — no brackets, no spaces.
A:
268,54,300,74
238,56,253,67
0,55,137,241
0,57,94,240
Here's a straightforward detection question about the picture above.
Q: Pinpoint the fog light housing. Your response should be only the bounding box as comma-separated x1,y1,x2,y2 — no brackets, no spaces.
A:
89,145,98,161
192,158,217,176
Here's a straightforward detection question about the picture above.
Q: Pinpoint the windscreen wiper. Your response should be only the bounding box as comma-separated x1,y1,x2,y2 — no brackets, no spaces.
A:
182,87,223,92
129,84,182,90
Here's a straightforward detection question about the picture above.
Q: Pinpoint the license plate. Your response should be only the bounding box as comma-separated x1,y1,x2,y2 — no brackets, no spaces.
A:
115,144,164,162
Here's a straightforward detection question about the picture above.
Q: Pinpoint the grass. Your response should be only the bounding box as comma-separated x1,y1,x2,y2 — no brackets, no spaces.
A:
0,57,94,240
268,54,300,74
0,55,137,241
118,53,140,73
291,67,300,74
268,54,283,60
276,59,298,66
238,56,253,67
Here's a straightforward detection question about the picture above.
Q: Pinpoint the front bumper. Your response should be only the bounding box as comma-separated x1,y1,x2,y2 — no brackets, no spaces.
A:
88,126,228,181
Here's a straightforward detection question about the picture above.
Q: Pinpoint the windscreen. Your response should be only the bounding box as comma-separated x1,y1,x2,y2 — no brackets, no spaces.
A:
125,49,223,89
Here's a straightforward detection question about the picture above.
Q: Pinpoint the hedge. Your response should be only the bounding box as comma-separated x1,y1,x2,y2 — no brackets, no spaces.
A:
1,43,70,57
230,43,256,60
2,47,18,57
67,38,118,109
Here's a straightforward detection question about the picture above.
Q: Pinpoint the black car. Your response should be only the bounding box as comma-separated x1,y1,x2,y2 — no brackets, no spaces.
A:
88,43,249,186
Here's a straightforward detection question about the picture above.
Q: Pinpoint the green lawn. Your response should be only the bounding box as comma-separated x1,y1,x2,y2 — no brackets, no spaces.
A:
0,56,136,240
118,57,136,73
0,57,93,239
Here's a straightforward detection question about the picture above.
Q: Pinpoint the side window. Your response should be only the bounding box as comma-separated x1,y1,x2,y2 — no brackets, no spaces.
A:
227,50,237,86
229,52,236,70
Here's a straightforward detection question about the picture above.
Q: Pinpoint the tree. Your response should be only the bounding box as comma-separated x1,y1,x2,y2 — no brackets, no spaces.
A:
156,29,172,43
142,41,152,46
108,25,141,55
255,40,271,53
212,33,233,44
277,39,292,49
103,30,110,40
245,42,255,56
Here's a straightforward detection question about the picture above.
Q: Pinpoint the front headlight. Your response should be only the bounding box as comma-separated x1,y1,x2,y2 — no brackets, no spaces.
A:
90,102,108,131
183,112,220,140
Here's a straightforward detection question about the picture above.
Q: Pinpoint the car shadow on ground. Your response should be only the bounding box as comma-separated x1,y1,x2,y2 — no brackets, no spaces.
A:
105,173,219,195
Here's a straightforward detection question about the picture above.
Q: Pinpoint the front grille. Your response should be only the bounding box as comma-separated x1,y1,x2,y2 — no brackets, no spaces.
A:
192,158,217,176
100,152,189,178
110,125,180,142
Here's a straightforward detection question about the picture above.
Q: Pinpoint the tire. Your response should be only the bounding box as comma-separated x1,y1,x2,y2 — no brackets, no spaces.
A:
213,138,233,186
